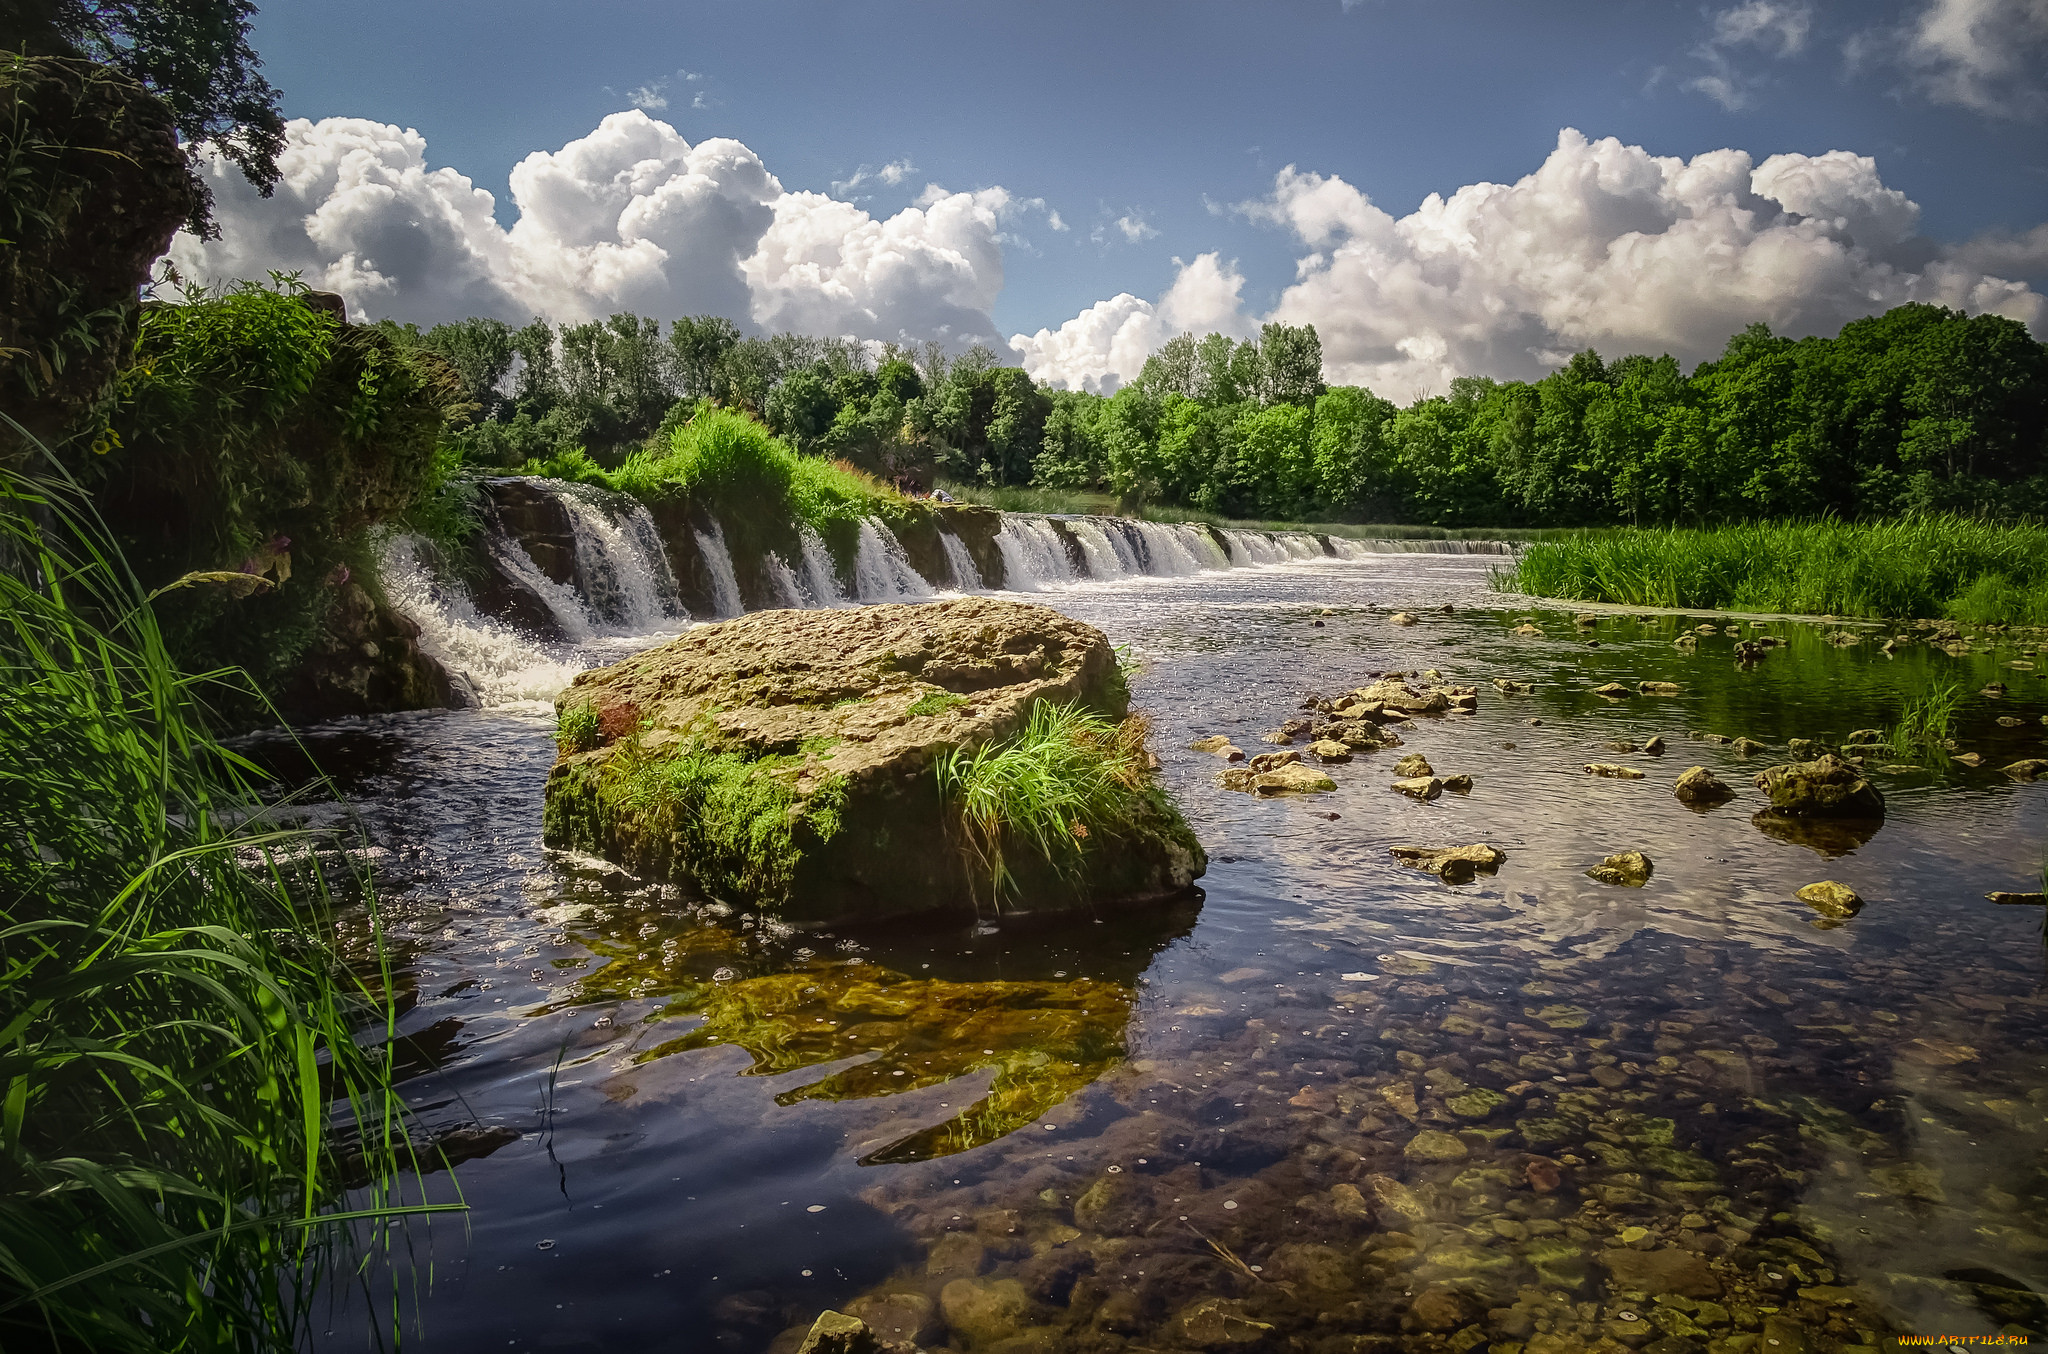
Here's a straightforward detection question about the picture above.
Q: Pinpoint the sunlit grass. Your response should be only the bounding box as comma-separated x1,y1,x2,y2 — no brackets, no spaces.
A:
0,442,449,1351
1506,517,2048,624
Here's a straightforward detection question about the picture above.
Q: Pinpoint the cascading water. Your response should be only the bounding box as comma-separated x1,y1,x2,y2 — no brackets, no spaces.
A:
552,487,686,631
380,471,1521,713
851,518,932,601
991,516,1080,590
799,525,849,605
692,520,747,618
938,531,984,591
378,535,583,709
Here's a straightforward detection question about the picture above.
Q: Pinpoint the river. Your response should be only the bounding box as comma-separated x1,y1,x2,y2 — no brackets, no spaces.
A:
263,534,2048,1353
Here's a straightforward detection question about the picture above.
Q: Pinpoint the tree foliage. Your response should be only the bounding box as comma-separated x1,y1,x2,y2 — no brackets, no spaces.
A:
21,0,286,233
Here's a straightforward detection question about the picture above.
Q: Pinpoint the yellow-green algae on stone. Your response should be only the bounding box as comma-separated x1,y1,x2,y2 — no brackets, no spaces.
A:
542,597,1203,924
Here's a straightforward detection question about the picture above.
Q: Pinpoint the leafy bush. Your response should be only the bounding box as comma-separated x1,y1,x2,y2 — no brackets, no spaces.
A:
0,458,441,1352
74,276,453,695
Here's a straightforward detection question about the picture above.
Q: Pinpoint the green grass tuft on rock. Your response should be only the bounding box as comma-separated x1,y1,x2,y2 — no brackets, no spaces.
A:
907,690,969,718
556,697,601,753
936,701,1167,904
581,736,848,905
1506,517,2048,624
1887,682,1964,766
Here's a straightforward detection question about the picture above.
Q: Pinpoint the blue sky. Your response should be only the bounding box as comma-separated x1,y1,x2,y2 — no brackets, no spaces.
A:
182,0,2048,392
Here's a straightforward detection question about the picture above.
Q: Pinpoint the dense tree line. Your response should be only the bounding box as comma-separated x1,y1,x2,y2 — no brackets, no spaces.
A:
392,302,2048,525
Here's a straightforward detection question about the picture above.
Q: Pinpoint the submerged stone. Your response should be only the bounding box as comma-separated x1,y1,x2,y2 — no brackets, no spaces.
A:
542,598,1203,924
1389,842,1507,884
1404,1129,1470,1162
1796,880,1863,918
796,1310,879,1354
1172,1297,1275,1347
1586,852,1654,886
1585,763,1646,780
1255,762,1336,795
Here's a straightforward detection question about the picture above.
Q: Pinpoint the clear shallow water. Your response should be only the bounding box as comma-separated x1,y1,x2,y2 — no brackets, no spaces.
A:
267,554,2048,1353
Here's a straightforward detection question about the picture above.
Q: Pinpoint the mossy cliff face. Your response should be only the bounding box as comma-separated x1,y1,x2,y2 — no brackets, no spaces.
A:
542,597,1204,923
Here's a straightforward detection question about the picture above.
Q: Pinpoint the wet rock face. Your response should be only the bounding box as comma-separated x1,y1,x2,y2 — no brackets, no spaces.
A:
1673,765,1735,805
543,597,1203,924
1754,753,1886,820
277,581,465,720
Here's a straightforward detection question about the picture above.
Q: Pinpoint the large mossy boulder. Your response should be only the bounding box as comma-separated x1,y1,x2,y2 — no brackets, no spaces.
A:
542,597,1204,924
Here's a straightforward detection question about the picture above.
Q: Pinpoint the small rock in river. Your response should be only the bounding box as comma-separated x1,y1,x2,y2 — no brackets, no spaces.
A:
1584,763,1646,779
1673,766,1735,804
796,1310,879,1354
2002,758,2048,779
1605,739,1638,753
1638,681,1682,695
1441,773,1473,792
1248,750,1299,773
1306,739,1353,763
1590,682,1633,698
1404,1130,1470,1162
1255,763,1337,795
1586,851,1654,886
1731,737,1766,757
1988,891,2048,905
1952,751,1984,767
1389,843,1506,883
1642,735,1666,755
1393,776,1444,800
1754,752,1886,818
1390,611,1417,625
1189,735,1244,760
1797,880,1863,918
1493,678,1532,694
1394,753,1434,778
1512,623,1543,636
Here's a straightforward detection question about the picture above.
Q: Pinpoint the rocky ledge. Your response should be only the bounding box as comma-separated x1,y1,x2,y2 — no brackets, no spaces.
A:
542,597,1203,924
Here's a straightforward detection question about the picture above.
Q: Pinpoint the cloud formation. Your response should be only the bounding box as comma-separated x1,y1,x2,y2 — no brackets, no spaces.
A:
169,111,1028,346
1897,0,2048,119
1011,128,2046,396
1687,1,1813,110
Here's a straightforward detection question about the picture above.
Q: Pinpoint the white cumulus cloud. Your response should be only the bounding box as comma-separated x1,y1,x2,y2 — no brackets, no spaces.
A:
168,111,1024,346
1013,128,2047,397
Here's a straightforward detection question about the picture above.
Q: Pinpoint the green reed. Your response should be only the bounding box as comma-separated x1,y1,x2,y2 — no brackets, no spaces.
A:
935,701,1155,904
1886,683,1964,766
0,449,450,1351
1505,517,2048,624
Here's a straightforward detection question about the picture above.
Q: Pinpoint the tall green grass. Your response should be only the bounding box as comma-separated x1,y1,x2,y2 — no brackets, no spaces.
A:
0,450,447,1351
1506,517,2048,624
1886,683,1964,765
568,407,911,529
936,703,1156,904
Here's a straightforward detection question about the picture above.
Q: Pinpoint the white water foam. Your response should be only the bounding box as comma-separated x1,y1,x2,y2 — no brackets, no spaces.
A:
799,525,850,605
553,487,684,631
379,535,583,709
992,516,1078,589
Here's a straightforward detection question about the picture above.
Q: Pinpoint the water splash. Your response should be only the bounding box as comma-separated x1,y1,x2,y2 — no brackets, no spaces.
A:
852,518,933,601
379,535,583,709
692,520,746,618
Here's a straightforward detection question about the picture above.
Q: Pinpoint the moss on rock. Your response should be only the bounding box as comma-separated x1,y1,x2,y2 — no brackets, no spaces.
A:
542,597,1204,923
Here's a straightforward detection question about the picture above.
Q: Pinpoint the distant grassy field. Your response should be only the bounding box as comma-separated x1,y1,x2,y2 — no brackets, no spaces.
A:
935,481,1573,542
1506,517,2048,624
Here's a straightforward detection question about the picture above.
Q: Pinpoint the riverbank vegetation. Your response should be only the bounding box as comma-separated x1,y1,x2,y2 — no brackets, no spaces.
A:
0,463,434,1352
391,301,2045,535
1507,517,2048,623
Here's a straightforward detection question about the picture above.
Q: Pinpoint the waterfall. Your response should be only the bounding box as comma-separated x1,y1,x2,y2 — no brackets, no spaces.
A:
851,518,933,601
1064,518,1128,578
938,530,983,591
1127,521,1211,574
992,516,1080,589
552,486,686,631
484,528,595,641
693,520,747,618
762,553,808,609
379,535,583,709
1325,536,1521,557
798,525,849,605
